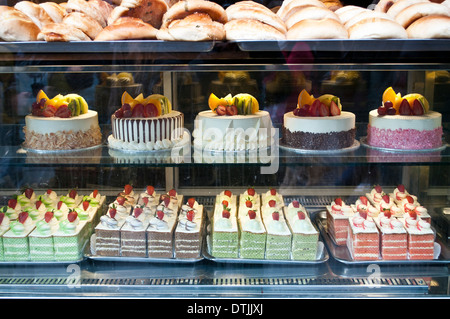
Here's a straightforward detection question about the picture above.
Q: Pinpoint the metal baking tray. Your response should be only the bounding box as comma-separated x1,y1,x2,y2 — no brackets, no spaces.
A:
314,210,450,265
234,39,450,52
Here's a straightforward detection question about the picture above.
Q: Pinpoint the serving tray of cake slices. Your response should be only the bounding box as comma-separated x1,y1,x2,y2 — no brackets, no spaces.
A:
201,188,329,265
315,192,450,265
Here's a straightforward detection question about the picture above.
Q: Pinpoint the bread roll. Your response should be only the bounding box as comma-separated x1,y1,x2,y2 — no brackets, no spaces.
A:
284,5,340,29
38,22,91,41
108,0,168,29
286,18,348,39
161,0,227,28
65,0,107,27
395,2,450,27
226,1,287,34
63,11,103,39
406,14,450,37
345,9,394,28
0,6,40,41
348,17,408,38
387,0,429,17
95,17,158,40
375,0,398,12
39,2,65,23
14,1,54,28
322,1,343,11
88,0,113,24
277,0,327,21
335,5,367,24
157,12,225,41
224,18,286,40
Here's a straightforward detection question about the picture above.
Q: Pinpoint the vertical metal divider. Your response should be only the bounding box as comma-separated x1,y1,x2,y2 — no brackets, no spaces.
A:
163,69,178,191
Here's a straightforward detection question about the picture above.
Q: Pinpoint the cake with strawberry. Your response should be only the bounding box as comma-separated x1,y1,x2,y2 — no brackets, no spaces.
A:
192,93,274,151
210,197,239,258
94,204,125,257
261,188,284,209
262,210,292,260
0,212,10,260
348,211,380,260
326,197,354,246
120,206,150,257
137,185,159,209
282,90,356,150
53,210,87,261
374,211,408,260
366,87,443,150
24,90,102,151
174,198,204,259
28,211,59,261
401,211,435,260
108,92,186,151
2,211,35,261
237,199,266,259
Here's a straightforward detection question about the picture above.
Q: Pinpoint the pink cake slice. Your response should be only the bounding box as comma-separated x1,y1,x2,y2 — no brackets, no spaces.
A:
375,213,407,260
348,214,380,260
401,216,435,260
326,198,354,246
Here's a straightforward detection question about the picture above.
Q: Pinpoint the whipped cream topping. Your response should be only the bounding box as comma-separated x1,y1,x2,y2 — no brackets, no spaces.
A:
125,215,144,230
100,215,119,229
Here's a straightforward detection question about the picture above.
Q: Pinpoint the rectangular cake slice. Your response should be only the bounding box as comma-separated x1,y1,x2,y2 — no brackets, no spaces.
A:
2,212,35,261
238,206,266,259
174,198,204,259
374,212,407,260
53,211,87,261
348,212,380,260
401,215,435,260
28,212,59,261
94,205,126,257
326,198,354,246
211,198,238,258
262,209,292,260
120,206,150,257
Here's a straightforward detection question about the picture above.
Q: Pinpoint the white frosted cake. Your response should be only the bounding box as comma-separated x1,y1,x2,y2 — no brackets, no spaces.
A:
282,111,356,150
367,110,443,150
192,110,273,151
24,110,102,150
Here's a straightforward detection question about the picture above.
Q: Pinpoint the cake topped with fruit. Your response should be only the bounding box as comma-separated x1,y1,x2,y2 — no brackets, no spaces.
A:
366,87,443,150
24,90,102,151
192,93,273,151
282,89,356,150
108,92,186,151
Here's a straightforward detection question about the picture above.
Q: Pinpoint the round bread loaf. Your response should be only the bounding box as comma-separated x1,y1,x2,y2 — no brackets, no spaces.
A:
38,22,92,41
14,0,54,28
226,1,287,34
161,0,227,28
225,18,286,40
286,18,348,39
39,2,65,23
108,0,167,29
386,0,430,17
335,5,367,24
157,12,225,41
277,0,327,21
285,5,340,29
348,17,408,38
0,6,40,41
88,0,114,25
345,9,394,28
95,17,158,40
395,2,450,27
63,11,103,39
375,0,397,12
66,0,107,27
406,14,450,38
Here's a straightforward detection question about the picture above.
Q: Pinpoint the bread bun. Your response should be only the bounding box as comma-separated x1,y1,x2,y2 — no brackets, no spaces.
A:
345,9,394,28
406,14,450,37
277,0,327,21
286,18,348,39
37,22,91,41
108,0,167,29
63,11,103,39
375,0,397,12
0,6,40,41
335,5,367,24
226,1,287,34
161,0,227,28
157,12,225,41
88,0,113,24
224,18,286,40
284,5,340,29
65,0,107,27
95,17,158,40
442,0,450,8
14,1,54,28
39,2,65,23
348,17,408,38
395,2,450,27
387,0,429,17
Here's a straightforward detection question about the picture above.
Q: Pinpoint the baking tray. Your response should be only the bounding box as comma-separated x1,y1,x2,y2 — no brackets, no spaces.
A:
234,39,450,52
86,234,204,263
314,210,450,265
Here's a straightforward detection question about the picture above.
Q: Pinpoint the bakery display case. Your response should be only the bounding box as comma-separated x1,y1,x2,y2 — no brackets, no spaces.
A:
1,2,450,300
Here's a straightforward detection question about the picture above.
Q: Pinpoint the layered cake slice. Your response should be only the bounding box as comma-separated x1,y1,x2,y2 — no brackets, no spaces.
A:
120,206,150,257
17,187,37,208
216,190,237,208
285,206,319,261
28,211,59,261
374,211,407,260
174,198,204,259
351,196,379,218
261,188,284,208
53,210,87,261
366,185,385,209
137,185,159,210
263,210,292,260
326,197,354,246
59,189,83,209
348,211,380,260
53,200,70,221
238,207,266,259
147,196,179,258
25,199,47,222
38,189,59,208
0,212,11,260
401,212,435,260
74,199,99,238
211,200,239,258
3,212,35,261
4,197,22,220
94,205,125,257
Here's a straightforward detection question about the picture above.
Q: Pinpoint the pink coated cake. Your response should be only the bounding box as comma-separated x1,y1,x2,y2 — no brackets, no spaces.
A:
366,110,443,150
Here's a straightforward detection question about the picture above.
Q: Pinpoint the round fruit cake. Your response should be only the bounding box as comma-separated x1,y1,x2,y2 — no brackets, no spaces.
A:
108,92,185,151
23,90,102,151
366,87,443,150
281,90,356,150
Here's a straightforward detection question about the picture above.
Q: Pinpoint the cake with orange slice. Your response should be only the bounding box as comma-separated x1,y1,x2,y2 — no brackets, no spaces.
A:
23,90,102,151
366,87,443,150
282,89,356,150
108,92,186,151
192,93,274,151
